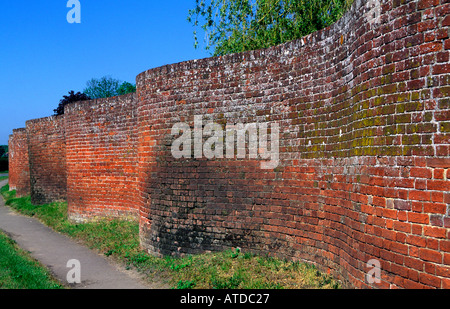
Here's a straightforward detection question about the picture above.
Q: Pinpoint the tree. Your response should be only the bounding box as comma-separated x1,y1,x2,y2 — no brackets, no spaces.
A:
0,145,7,158
117,81,137,95
54,91,91,116
83,76,121,99
83,76,136,99
188,0,353,56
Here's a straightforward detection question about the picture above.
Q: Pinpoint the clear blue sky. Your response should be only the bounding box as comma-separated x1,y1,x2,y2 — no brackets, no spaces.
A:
0,1,211,145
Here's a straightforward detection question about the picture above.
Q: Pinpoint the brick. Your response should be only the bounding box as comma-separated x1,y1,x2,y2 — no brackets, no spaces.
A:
415,179,427,190
419,273,441,288
427,180,450,191
393,221,411,233
426,157,450,168
418,0,439,9
412,224,423,235
436,265,450,278
424,225,447,238
445,217,450,228
394,199,412,210
423,202,446,214
418,41,442,54
443,14,450,26
410,167,432,178
403,278,428,289
404,256,424,271
433,63,450,74
430,214,443,226
443,278,450,289
430,191,443,202
441,240,450,252
390,241,409,254
407,234,427,247
408,212,429,224
419,248,442,263
409,190,430,201
445,253,450,265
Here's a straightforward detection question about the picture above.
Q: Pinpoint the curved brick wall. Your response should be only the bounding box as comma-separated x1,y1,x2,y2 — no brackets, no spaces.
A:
8,128,30,197
26,116,66,205
64,94,139,222
136,0,449,288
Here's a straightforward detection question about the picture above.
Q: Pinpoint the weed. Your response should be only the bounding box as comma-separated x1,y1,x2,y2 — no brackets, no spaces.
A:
0,231,64,289
177,280,196,289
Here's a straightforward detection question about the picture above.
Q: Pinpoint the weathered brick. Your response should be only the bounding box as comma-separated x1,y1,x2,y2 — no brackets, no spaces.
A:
410,167,432,178
418,0,439,9
424,225,447,238
419,248,442,263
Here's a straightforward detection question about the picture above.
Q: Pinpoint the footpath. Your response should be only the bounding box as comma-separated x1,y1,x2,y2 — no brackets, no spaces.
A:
0,178,153,289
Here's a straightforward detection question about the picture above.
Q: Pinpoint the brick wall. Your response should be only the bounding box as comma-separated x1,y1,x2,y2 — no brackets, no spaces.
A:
26,116,66,205
136,0,449,288
64,94,139,222
8,128,30,197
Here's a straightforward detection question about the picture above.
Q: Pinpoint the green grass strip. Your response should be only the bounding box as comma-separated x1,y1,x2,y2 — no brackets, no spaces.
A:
0,231,64,289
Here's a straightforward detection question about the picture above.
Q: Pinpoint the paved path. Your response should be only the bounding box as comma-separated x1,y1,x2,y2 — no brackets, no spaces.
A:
0,179,154,289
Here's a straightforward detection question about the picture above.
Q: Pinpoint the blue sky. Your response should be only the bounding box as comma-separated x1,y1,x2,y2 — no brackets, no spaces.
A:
0,1,211,145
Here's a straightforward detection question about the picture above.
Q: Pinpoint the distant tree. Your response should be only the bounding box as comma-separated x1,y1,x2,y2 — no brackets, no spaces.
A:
83,76,121,99
54,91,91,116
0,146,6,158
117,81,137,95
83,76,136,99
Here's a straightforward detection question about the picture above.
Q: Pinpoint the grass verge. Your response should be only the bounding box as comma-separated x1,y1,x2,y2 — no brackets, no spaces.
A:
0,184,340,289
0,230,64,289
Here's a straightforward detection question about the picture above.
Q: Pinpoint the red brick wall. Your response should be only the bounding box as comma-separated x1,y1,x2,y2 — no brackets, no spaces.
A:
64,94,139,222
8,128,30,197
26,116,66,205
136,0,449,289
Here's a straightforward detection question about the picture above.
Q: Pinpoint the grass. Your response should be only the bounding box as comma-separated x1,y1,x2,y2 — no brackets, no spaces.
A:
0,230,64,289
0,183,341,289
162,248,340,289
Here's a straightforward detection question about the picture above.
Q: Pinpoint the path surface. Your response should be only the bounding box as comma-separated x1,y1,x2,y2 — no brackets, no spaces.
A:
0,178,155,289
